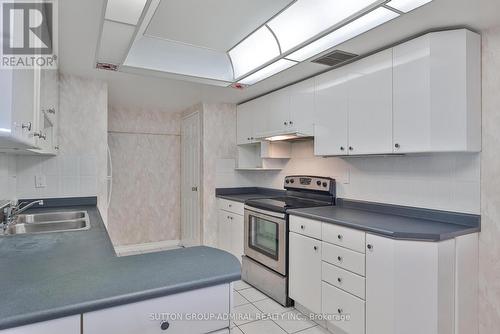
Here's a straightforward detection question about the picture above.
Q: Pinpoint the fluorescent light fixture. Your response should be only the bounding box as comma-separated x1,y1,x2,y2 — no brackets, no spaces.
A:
229,26,280,79
268,0,379,53
239,59,296,86
288,7,399,62
105,0,148,25
0,128,12,133
386,0,432,13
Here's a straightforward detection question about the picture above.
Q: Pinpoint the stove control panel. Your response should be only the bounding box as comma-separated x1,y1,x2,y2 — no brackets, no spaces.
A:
284,176,335,193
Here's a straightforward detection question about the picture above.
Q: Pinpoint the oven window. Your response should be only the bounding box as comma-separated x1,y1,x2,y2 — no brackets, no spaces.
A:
249,215,279,260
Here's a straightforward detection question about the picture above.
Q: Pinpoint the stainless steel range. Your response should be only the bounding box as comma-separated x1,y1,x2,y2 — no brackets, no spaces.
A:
242,175,336,306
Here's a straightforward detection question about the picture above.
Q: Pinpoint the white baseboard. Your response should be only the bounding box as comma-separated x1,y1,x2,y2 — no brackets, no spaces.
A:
114,239,181,256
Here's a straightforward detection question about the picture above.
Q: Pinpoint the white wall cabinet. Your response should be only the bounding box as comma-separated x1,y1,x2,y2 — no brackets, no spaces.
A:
289,231,322,314
288,214,478,334
236,99,259,145
0,67,59,154
314,49,393,156
0,316,80,334
392,29,481,153
236,29,480,156
217,199,244,262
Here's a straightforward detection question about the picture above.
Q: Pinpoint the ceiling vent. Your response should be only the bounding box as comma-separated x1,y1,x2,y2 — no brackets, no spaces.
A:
312,50,358,67
96,62,119,71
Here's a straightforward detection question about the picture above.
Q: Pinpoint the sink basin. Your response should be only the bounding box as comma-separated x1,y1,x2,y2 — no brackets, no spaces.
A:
15,211,86,224
2,211,90,236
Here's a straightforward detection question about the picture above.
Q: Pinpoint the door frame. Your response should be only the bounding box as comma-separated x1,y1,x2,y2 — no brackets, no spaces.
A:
180,110,203,246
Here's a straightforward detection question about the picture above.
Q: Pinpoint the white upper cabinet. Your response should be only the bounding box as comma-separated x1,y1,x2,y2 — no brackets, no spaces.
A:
258,89,290,138
289,78,315,136
393,29,481,153
347,49,393,155
314,66,350,156
237,99,258,145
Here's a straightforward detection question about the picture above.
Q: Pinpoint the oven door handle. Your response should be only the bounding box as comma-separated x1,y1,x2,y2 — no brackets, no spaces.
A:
244,205,286,220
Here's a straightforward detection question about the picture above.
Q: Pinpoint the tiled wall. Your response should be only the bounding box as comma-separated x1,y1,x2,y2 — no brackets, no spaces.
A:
107,107,181,246
0,154,16,200
478,26,500,334
0,74,108,220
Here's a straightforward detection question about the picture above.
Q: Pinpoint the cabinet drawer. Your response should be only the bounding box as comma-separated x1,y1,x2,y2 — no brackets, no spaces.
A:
84,284,230,334
0,316,80,334
322,261,366,300
322,223,366,253
322,242,365,276
289,215,322,239
217,199,244,215
322,282,365,334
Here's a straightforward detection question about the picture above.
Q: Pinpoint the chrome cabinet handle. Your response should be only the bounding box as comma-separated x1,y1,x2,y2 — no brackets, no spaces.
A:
338,308,343,314
313,246,318,251
284,121,288,126
300,225,305,230
340,146,345,151
349,146,353,151
160,321,170,330
34,132,46,140
337,256,343,262
289,121,293,125
367,244,373,250
337,234,343,240
22,122,32,131
337,277,342,283
394,143,400,149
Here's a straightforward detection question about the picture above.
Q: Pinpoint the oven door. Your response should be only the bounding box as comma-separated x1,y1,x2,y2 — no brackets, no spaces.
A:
244,206,287,276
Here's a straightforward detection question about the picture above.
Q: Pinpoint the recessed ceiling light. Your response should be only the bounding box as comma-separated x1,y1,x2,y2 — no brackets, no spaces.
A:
239,59,297,86
288,7,399,62
386,0,432,13
105,0,148,25
268,0,380,53
229,26,281,79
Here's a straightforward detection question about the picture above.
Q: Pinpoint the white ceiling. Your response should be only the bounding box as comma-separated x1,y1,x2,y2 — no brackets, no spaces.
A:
59,0,500,113
145,0,294,52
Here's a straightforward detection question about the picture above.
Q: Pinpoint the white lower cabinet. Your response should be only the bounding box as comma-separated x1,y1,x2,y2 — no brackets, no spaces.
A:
289,231,322,314
83,284,230,334
0,316,80,334
217,199,244,262
288,214,479,334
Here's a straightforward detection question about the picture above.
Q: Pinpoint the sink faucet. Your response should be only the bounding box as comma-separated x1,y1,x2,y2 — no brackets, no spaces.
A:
1,200,44,233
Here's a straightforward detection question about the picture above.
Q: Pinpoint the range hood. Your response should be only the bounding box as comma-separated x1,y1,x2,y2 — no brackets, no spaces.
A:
258,131,312,142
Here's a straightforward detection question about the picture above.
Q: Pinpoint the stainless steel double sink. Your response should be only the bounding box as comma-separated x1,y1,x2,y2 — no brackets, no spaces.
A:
2,211,90,236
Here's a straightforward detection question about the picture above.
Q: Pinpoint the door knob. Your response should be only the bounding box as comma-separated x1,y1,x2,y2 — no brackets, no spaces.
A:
160,321,170,330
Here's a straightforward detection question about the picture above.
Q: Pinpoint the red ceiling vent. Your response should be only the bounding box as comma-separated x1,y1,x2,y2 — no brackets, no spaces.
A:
96,62,119,71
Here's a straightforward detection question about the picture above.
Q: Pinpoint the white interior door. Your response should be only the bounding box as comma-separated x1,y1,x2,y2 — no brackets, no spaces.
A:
181,112,201,246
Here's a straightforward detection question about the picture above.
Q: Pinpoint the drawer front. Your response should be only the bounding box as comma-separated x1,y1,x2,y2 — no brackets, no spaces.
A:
322,242,366,276
290,215,322,239
323,223,366,253
84,284,230,334
322,261,366,300
0,316,80,334
217,199,244,215
322,282,365,334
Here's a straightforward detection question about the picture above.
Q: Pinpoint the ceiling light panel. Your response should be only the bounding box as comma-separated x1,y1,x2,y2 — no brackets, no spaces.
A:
386,0,432,13
105,0,148,25
229,26,281,79
268,0,380,53
288,7,399,62
239,59,296,85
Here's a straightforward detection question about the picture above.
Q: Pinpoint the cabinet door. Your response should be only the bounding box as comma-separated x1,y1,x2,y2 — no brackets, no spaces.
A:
348,50,393,155
261,89,289,137
217,211,231,252
237,101,256,145
230,213,244,262
11,68,39,147
289,232,322,313
366,234,455,334
393,35,432,153
289,78,314,136
0,316,80,334
314,67,349,156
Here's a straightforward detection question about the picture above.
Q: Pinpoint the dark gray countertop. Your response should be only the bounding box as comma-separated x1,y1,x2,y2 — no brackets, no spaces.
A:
216,187,285,203
0,204,240,330
288,199,480,241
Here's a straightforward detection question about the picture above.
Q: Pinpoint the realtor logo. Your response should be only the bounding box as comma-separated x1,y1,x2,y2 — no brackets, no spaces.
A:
1,0,58,68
